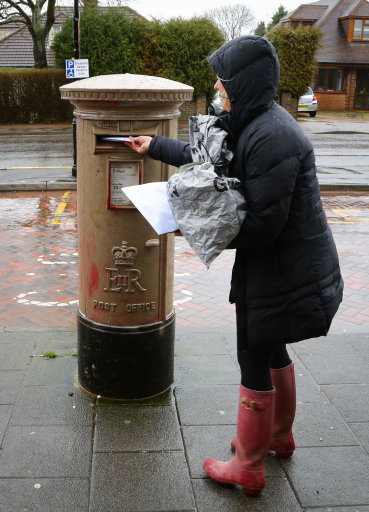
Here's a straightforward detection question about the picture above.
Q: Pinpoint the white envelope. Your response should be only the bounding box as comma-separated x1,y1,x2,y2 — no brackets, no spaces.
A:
122,182,179,235
100,136,131,142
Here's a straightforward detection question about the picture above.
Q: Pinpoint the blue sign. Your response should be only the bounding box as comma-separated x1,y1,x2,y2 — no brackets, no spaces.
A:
65,59,89,79
66,60,75,78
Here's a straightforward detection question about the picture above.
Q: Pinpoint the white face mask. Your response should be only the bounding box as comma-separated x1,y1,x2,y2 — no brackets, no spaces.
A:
214,79,231,112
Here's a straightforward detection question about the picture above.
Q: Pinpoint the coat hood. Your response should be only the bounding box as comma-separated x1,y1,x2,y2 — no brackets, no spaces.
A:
209,36,280,129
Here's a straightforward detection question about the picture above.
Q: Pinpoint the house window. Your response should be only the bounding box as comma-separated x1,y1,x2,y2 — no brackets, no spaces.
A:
317,68,347,91
47,24,63,49
364,22,369,39
327,69,336,90
353,19,369,40
336,71,344,91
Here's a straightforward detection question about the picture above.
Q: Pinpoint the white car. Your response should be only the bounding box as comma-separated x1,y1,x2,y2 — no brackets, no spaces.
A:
298,87,318,117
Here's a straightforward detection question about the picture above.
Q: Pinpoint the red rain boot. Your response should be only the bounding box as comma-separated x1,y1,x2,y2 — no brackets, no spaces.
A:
231,363,296,458
269,363,296,457
203,386,275,496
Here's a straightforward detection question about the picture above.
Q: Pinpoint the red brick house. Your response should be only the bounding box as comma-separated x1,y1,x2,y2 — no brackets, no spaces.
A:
280,0,369,111
0,5,144,68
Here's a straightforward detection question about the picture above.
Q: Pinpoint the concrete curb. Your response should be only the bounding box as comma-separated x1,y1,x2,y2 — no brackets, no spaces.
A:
0,130,72,136
0,181,366,192
0,181,77,192
320,183,369,191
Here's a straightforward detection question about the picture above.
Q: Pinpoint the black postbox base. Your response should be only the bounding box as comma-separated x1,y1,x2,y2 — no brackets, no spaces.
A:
77,311,175,399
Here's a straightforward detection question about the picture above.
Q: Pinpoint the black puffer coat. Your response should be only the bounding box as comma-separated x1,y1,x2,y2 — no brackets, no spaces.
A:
149,35,343,346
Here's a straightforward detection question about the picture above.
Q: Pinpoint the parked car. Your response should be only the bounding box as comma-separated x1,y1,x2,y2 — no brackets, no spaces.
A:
208,90,223,116
298,87,318,117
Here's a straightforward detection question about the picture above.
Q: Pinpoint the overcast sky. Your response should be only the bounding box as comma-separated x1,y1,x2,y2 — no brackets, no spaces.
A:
128,0,312,27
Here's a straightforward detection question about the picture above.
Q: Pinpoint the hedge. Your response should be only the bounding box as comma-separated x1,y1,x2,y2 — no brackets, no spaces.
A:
52,9,225,100
267,24,322,98
0,69,73,124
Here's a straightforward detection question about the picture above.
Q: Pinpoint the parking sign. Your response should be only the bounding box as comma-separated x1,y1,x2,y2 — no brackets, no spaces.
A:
65,59,89,79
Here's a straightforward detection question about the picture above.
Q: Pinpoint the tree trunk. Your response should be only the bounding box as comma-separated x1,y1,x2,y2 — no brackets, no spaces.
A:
32,0,48,68
33,38,48,68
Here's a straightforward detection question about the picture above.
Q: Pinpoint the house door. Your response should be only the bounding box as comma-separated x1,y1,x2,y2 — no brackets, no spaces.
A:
354,70,369,109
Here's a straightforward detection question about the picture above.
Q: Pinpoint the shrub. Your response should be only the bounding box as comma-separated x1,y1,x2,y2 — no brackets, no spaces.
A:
0,69,73,124
153,17,224,100
52,9,224,99
80,7,140,76
52,18,74,70
267,24,322,98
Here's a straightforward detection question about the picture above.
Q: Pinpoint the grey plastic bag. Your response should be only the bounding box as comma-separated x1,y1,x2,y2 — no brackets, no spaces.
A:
167,115,246,267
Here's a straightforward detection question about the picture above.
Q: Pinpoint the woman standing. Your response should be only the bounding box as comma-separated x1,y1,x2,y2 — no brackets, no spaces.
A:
129,35,343,496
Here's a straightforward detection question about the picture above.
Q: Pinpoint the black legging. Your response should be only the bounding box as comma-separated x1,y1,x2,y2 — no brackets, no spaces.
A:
236,303,292,391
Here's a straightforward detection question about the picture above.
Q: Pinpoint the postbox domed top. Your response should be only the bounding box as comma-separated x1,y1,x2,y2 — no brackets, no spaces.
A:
60,73,194,102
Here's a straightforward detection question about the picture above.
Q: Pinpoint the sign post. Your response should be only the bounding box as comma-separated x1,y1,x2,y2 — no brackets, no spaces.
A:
66,58,89,178
71,0,79,178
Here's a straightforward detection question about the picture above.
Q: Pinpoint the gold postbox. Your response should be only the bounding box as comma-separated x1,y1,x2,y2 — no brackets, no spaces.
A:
60,74,193,399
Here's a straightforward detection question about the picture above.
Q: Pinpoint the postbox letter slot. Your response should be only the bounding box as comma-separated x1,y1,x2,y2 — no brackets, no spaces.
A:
95,135,134,154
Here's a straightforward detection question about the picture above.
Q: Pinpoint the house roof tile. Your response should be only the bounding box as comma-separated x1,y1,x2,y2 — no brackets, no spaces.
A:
281,4,329,21
282,0,369,64
348,0,369,16
315,0,369,62
0,26,35,67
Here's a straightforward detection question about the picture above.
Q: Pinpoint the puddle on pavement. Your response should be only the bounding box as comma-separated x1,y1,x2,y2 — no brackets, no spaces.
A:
0,190,77,230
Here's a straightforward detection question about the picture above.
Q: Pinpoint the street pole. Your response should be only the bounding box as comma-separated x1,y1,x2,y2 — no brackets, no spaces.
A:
72,0,79,178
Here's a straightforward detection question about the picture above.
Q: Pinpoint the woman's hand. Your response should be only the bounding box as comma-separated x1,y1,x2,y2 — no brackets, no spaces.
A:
127,136,152,155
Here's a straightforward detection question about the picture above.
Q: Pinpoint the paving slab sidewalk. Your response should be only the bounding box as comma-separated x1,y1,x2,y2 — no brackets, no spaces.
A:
0,326,369,512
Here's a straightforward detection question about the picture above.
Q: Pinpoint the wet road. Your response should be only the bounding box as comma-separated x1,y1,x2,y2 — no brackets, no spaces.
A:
0,133,73,169
0,189,368,329
309,132,369,185
0,133,73,183
1,128,369,186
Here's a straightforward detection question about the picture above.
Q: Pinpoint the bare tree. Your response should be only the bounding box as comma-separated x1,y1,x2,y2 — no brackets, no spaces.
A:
0,0,56,67
205,3,255,41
